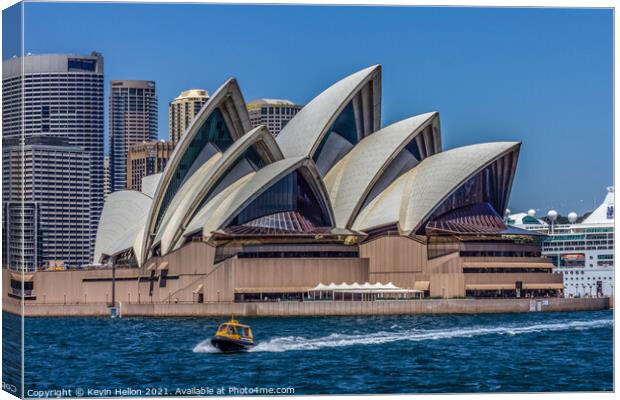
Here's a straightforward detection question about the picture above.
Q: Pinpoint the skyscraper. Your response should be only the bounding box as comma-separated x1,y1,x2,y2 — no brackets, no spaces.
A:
169,89,209,145
126,140,174,191
2,52,104,269
3,136,92,270
247,99,303,137
109,80,158,192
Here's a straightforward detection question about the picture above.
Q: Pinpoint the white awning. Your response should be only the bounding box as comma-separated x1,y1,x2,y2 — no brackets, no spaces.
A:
334,288,422,294
309,282,421,293
349,282,363,289
384,282,398,289
313,283,331,291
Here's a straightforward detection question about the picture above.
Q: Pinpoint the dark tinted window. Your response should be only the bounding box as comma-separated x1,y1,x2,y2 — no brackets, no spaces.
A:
156,107,234,229
68,58,96,72
313,100,358,162
232,171,329,227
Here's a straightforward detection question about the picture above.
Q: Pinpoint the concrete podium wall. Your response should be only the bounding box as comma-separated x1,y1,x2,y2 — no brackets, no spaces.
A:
4,297,610,317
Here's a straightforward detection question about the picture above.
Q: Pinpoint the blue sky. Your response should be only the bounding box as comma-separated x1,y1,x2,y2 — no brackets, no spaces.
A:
4,2,613,215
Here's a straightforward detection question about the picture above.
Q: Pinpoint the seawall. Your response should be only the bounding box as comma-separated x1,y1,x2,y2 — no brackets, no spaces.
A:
3,297,610,317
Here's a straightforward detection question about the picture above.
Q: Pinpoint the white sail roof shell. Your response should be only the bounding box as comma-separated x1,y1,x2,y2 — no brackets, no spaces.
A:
276,65,381,159
181,157,334,245
353,142,521,235
181,174,254,244
94,191,152,262
153,153,223,248
155,126,283,254
141,173,162,198
92,65,526,265
139,78,251,264
324,112,440,228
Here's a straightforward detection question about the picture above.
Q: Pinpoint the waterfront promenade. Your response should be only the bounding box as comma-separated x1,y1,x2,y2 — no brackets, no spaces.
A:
3,297,610,317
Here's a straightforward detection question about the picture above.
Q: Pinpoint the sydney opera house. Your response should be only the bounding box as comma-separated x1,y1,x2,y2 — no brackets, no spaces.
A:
8,65,564,305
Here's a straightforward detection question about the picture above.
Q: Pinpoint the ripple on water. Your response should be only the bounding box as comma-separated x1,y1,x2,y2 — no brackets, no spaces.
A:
3,310,611,394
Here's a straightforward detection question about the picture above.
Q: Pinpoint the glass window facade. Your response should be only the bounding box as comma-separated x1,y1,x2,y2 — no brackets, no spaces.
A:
404,138,422,161
109,82,157,192
156,107,234,230
191,145,269,222
313,101,358,162
434,167,496,217
3,55,105,268
231,171,329,227
419,150,523,236
67,58,97,72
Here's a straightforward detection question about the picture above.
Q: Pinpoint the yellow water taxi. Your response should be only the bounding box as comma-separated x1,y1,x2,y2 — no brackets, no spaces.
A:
210,319,255,352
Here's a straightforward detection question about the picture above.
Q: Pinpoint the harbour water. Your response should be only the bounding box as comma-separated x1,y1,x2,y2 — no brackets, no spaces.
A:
3,310,613,396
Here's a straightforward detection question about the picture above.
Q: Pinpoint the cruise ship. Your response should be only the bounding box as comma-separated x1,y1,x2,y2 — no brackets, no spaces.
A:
508,187,614,298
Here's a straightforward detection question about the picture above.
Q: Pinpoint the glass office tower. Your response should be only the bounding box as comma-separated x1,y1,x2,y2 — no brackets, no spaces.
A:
2,52,104,269
108,80,158,192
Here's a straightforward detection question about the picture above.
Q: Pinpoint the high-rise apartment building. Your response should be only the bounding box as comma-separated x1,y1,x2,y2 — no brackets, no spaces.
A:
2,52,104,268
109,80,158,192
247,99,303,137
126,140,174,191
169,89,209,145
3,136,92,270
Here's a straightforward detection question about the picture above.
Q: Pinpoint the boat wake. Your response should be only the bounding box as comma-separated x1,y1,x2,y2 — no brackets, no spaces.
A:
243,318,612,353
193,318,611,353
193,339,219,353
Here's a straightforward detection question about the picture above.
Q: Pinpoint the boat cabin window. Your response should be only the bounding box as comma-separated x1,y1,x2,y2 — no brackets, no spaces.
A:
226,326,236,335
218,323,251,337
